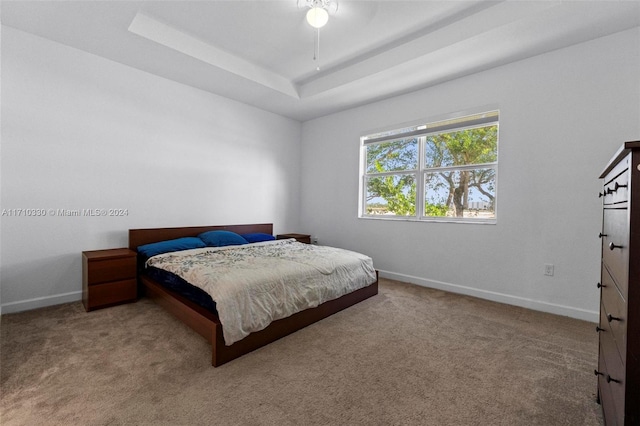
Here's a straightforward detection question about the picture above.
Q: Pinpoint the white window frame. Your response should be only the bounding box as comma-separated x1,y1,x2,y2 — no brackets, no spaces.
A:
359,110,499,224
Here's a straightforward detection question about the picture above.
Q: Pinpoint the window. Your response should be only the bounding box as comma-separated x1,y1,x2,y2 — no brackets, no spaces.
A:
360,110,499,223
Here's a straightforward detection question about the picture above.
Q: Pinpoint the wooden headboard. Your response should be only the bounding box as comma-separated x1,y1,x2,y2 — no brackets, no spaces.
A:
128,223,273,250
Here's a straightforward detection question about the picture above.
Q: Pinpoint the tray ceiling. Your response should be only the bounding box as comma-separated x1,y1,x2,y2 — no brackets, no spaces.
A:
2,1,639,121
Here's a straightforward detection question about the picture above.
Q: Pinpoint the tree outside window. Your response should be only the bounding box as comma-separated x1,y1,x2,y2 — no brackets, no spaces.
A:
361,111,498,222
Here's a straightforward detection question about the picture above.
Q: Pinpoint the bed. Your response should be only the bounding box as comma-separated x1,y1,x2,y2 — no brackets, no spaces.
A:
129,223,378,366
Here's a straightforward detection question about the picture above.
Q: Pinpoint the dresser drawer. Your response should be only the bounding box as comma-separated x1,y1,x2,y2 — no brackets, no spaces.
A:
598,344,624,426
85,279,137,310
85,256,136,285
599,290,626,366
602,166,629,205
598,308,626,421
602,207,629,295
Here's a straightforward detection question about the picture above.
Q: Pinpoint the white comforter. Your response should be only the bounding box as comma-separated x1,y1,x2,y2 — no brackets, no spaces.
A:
146,239,377,345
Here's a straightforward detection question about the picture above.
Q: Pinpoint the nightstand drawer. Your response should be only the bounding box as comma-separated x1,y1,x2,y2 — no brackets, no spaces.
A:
85,279,137,310
85,256,136,285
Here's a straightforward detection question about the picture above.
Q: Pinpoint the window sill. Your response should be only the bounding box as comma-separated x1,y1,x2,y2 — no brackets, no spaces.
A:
358,216,497,225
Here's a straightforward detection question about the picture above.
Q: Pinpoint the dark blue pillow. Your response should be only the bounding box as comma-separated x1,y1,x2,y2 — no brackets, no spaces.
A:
241,233,276,243
198,230,248,247
137,237,206,258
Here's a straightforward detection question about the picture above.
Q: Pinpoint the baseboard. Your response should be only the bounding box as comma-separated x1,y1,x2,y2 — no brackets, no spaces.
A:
378,270,599,323
0,273,599,323
1,291,82,315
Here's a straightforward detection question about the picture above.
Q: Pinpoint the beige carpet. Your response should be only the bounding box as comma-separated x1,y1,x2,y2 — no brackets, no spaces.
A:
1,278,603,426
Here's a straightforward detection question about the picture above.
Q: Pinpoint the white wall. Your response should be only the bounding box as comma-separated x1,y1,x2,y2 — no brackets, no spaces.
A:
0,27,302,313
299,28,640,322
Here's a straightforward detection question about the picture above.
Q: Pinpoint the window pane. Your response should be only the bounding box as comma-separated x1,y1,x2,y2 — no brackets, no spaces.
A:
365,174,416,216
366,138,418,173
424,168,495,218
425,125,497,168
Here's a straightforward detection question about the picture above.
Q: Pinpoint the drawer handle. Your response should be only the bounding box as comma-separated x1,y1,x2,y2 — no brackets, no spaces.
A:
607,314,621,323
596,326,605,332
599,232,608,238
597,282,606,289
594,370,604,377
606,375,621,384
614,182,627,191
599,191,605,198
609,242,623,250
606,187,615,194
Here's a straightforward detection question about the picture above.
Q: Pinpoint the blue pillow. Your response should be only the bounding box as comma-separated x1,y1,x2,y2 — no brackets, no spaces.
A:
241,233,276,243
137,237,206,258
198,230,248,247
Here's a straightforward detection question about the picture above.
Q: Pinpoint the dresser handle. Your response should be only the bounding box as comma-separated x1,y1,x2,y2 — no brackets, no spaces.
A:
609,242,623,250
606,375,621,384
607,314,621,323
596,326,605,332
599,232,608,238
599,191,605,198
614,182,627,191
606,187,615,194
597,282,606,288
594,370,604,377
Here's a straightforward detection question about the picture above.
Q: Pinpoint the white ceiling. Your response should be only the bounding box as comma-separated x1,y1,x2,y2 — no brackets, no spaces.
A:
2,1,639,121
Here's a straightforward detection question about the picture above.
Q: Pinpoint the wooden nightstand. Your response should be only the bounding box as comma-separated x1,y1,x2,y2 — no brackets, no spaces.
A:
277,233,311,244
82,248,137,311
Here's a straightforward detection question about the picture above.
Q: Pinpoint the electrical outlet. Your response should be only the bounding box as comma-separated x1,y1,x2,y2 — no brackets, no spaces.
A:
544,264,554,276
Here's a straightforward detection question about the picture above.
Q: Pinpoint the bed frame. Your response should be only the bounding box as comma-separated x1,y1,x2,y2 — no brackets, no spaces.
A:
129,223,378,367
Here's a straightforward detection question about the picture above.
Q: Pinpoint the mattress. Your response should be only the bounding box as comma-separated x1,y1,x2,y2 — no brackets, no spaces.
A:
145,239,377,345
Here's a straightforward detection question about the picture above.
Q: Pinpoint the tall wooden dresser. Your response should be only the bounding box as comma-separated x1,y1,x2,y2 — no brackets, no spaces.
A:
596,140,640,425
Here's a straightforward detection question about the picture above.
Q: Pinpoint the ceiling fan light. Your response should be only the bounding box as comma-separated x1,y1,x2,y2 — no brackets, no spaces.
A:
306,7,329,28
